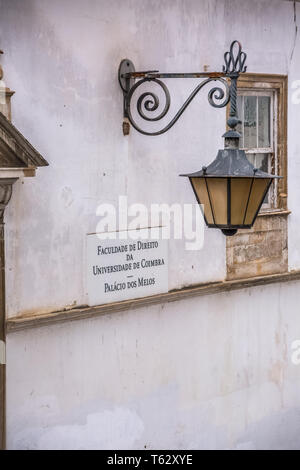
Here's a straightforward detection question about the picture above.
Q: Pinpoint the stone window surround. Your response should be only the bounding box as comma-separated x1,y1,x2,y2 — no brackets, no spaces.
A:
234,73,288,212
226,74,289,281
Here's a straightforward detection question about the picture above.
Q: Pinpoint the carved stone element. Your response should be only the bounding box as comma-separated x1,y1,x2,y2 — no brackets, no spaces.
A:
0,112,48,168
0,178,16,222
0,50,47,167
0,50,15,121
0,176,15,449
0,88,15,122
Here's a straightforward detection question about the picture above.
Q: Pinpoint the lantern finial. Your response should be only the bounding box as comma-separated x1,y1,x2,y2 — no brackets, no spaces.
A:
222,41,247,147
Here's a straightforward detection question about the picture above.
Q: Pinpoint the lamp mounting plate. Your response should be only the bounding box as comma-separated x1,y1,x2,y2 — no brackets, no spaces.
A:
118,59,135,93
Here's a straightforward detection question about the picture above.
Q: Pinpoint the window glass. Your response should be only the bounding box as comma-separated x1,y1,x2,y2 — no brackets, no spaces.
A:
237,95,271,149
258,96,270,147
247,153,270,203
236,92,274,208
244,96,257,148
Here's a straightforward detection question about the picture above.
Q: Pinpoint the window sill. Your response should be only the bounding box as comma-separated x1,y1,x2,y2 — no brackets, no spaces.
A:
257,209,291,217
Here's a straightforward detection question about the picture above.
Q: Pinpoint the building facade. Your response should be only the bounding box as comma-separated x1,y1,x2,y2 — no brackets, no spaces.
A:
0,0,300,450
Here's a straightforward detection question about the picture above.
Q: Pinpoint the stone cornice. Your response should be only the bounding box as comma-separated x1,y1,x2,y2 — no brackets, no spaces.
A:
6,269,300,333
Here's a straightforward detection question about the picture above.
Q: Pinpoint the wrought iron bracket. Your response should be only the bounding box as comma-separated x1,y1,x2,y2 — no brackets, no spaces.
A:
118,40,247,136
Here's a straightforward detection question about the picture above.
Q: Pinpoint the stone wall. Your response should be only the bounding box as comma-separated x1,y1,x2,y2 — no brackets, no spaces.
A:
227,214,288,280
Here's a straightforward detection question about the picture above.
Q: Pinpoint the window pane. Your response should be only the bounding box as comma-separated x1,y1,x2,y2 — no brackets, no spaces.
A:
246,153,255,167
255,153,269,173
246,152,270,204
256,153,270,203
244,96,257,148
258,96,270,147
236,90,275,210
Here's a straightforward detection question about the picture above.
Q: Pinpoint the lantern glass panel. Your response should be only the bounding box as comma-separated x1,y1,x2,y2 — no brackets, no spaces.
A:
244,178,271,225
206,178,227,225
191,177,214,224
230,178,252,225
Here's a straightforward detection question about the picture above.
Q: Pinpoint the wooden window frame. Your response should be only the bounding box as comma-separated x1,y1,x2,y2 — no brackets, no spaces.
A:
237,89,276,209
234,73,288,211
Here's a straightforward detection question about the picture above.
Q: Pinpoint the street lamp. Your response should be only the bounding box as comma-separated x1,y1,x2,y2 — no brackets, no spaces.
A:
182,151,274,237
118,41,280,236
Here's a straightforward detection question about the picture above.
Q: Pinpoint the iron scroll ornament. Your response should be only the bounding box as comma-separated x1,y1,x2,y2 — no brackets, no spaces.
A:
223,40,247,74
118,40,247,136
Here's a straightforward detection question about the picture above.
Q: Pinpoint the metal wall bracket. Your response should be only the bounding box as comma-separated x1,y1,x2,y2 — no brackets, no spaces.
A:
118,59,135,95
118,40,247,136
118,59,135,135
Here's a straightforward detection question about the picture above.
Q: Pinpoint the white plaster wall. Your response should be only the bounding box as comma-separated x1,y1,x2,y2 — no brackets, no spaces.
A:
6,280,300,450
0,0,298,317
1,0,300,450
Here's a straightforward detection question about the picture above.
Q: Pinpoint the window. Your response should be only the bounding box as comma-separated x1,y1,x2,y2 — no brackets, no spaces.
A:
226,74,288,281
237,90,276,208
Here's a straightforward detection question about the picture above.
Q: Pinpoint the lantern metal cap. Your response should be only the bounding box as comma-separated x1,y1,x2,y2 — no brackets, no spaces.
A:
180,148,282,179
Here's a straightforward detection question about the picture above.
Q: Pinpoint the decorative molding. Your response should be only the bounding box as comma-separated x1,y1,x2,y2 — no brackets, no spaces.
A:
6,269,300,333
257,209,291,218
0,168,36,178
0,112,48,168
0,88,15,122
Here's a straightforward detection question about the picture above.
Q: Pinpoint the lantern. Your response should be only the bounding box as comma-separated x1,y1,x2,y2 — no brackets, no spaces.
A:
181,143,278,236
